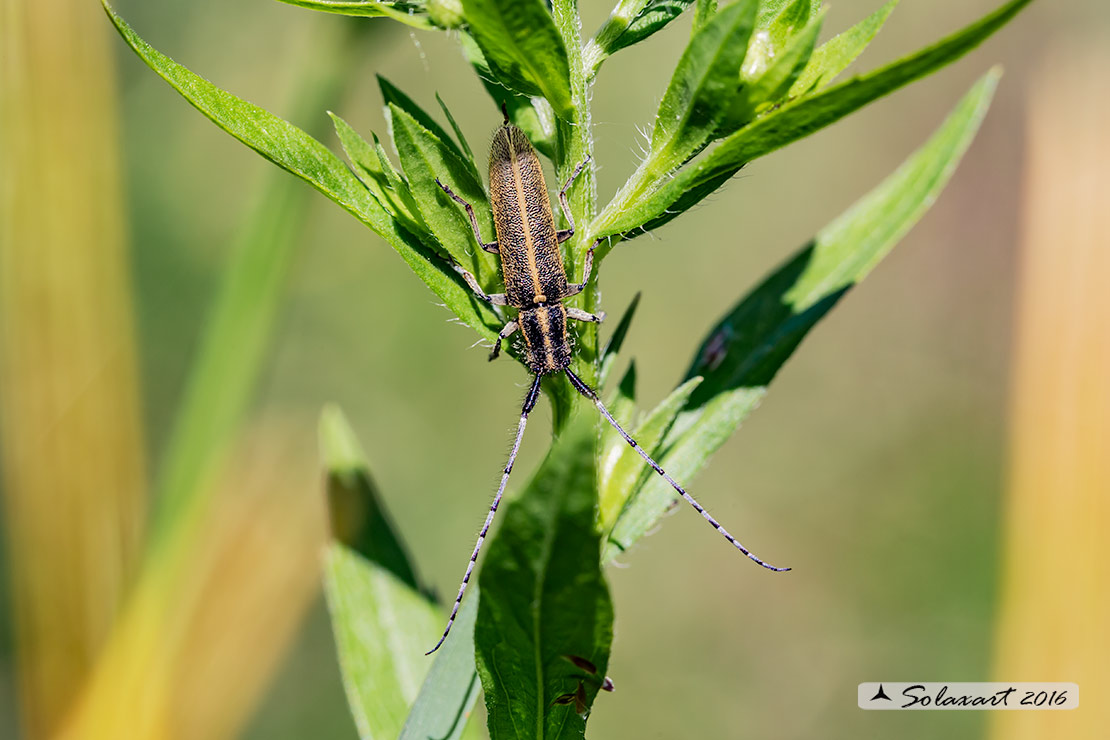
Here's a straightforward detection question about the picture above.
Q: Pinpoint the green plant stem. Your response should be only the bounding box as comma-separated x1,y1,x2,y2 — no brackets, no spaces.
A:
551,1,598,426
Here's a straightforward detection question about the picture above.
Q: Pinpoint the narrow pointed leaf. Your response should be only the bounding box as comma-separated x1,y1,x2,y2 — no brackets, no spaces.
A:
319,406,443,740
398,595,483,740
621,0,692,45
102,1,500,339
744,0,812,83
598,292,642,387
330,113,427,234
461,33,558,158
460,0,574,118
372,133,422,218
593,0,1031,239
275,0,435,29
598,362,639,523
650,0,757,169
607,70,1001,558
476,411,613,739
325,547,441,739
725,7,824,130
586,0,696,75
389,104,498,282
790,0,899,95
379,76,477,179
437,92,477,165
324,408,483,740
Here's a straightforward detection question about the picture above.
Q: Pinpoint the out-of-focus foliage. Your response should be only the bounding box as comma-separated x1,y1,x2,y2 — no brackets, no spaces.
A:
0,0,144,735
99,0,1029,735
0,0,1054,738
2,5,355,740
992,45,1110,740
320,407,481,740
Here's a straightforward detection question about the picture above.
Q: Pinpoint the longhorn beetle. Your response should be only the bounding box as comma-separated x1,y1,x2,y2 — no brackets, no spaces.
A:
426,108,789,655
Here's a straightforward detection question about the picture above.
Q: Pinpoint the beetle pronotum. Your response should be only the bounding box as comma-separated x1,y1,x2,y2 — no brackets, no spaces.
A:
427,109,788,655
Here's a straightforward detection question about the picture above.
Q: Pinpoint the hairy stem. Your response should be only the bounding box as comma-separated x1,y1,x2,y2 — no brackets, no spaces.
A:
550,0,599,427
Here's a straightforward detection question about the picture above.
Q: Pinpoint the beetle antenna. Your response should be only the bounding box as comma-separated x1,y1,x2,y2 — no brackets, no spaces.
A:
500,101,509,124
427,373,544,655
564,370,790,572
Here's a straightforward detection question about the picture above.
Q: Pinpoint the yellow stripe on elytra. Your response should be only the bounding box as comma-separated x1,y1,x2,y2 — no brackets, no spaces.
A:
507,140,545,304
537,308,556,371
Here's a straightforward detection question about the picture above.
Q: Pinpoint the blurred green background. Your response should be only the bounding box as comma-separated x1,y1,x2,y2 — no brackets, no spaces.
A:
2,1,1107,738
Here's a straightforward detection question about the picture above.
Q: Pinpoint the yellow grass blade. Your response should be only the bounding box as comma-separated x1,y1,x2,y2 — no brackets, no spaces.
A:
58,419,326,740
0,0,146,736
992,41,1110,739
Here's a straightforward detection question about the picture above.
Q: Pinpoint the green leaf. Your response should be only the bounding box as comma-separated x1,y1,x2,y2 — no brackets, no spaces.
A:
398,595,483,740
324,546,443,740
585,1,696,75
102,0,500,340
743,0,813,82
329,113,427,236
319,406,443,740
593,0,1031,239
619,0,692,46
723,6,824,130
460,0,574,119
598,292,641,388
476,411,613,739
755,0,821,29
389,103,499,283
379,76,478,180
275,0,435,29
790,0,898,95
650,0,757,169
428,0,466,29
600,376,702,534
322,406,423,588
692,0,717,35
607,69,1001,558
437,92,477,165
598,362,638,526
371,132,422,218
460,33,558,159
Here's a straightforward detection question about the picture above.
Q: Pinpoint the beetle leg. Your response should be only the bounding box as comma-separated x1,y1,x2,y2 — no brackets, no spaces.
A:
556,156,590,243
451,263,508,305
436,178,499,253
565,237,601,296
488,319,518,361
566,307,605,324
